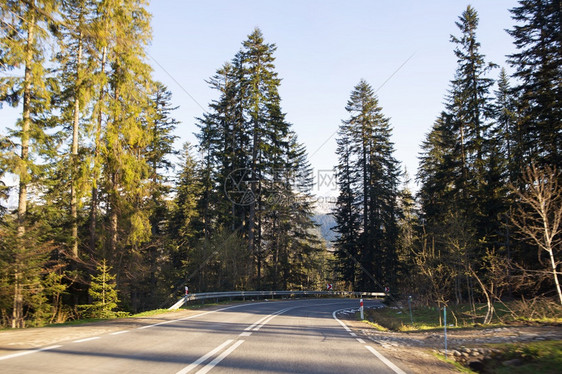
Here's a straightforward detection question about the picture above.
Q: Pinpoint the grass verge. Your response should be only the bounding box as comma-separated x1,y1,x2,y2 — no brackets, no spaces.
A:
480,341,562,374
364,301,562,332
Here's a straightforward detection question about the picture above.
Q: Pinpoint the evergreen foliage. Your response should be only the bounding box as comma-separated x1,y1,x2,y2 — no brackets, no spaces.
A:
333,80,400,291
0,1,560,327
82,260,121,318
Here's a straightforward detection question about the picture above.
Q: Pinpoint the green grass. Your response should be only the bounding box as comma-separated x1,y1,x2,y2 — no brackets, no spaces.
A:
431,352,477,373
46,318,107,327
481,341,562,374
363,301,562,332
130,308,177,318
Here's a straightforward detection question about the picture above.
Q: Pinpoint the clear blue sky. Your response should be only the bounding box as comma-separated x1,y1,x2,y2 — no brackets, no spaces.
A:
0,1,520,209
147,0,519,201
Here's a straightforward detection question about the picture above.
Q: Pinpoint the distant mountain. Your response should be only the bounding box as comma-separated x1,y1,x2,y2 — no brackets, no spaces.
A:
312,214,337,248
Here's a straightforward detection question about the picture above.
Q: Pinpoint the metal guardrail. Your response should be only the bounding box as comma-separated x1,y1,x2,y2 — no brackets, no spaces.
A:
169,290,386,310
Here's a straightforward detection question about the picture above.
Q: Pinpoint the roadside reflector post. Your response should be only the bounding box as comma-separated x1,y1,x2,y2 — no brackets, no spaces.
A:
443,306,448,358
360,298,364,320
408,296,414,325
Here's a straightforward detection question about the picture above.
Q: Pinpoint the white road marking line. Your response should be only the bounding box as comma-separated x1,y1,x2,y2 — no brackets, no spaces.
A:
239,332,252,337
332,309,352,332
356,338,366,344
350,332,357,336
252,308,291,331
244,314,271,331
365,345,407,374
0,345,62,361
243,307,292,333
175,340,234,374
73,337,100,343
139,302,270,330
333,306,407,374
195,340,245,374
110,330,129,335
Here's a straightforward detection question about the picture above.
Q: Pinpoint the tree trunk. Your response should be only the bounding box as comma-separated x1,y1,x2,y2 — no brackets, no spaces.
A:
71,31,84,258
548,249,562,305
90,45,107,255
13,12,36,329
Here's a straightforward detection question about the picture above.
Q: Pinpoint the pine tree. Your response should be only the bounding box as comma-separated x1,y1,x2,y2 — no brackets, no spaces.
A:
508,0,562,171
192,28,322,290
417,6,502,305
85,260,120,318
239,28,285,287
169,143,202,281
146,82,178,235
334,80,400,290
99,0,153,264
333,135,361,289
494,68,519,183
449,6,496,183
53,0,98,258
0,0,58,328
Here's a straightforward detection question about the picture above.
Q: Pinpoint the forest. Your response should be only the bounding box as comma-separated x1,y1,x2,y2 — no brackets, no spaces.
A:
0,0,560,329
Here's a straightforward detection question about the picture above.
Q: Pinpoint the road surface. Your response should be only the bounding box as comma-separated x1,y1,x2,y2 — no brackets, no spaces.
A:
0,298,407,373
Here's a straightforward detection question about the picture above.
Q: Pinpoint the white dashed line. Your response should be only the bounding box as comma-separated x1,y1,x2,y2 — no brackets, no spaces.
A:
110,330,129,335
73,337,100,343
0,345,62,361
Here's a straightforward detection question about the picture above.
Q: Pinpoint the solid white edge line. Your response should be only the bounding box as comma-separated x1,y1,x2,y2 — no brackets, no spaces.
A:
73,337,100,343
333,307,407,374
195,340,245,374
364,345,407,374
0,344,62,361
175,339,234,374
332,309,352,332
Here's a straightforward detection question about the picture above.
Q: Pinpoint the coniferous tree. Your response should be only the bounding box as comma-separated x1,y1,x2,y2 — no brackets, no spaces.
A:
334,80,400,291
0,0,58,328
508,0,562,171
417,6,508,306
84,260,120,318
192,28,322,290
99,0,153,268
52,0,98,258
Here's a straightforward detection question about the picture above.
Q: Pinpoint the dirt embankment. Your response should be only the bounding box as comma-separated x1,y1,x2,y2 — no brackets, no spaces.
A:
343,314,562,374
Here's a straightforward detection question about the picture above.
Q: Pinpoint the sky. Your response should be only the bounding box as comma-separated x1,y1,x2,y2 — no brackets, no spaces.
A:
146,0,519,207
0,0,520,211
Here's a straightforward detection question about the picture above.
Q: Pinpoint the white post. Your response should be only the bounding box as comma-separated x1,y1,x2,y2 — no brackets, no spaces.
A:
360,298,364,320
444,306,448,358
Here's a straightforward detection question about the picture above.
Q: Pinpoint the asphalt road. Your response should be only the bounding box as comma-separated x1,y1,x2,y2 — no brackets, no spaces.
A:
0,299,407,373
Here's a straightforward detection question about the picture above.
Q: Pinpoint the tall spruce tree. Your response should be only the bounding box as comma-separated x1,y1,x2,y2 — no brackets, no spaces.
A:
192,28,322,290
0,0,58,328
51,0,98,258
334,80,400,290
508,0,562,171
333,133,361,289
